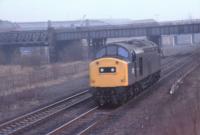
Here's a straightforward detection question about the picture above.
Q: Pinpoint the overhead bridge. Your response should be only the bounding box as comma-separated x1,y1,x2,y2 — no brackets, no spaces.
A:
56,22,200,40
0,30,48,46
0,19,200,63
0,20,200,44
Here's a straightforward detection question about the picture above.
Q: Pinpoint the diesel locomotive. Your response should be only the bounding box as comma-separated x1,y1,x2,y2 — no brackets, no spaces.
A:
89,39,161,106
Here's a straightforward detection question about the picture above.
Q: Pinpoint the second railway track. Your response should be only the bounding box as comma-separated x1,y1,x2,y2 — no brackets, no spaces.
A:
0,90,92,135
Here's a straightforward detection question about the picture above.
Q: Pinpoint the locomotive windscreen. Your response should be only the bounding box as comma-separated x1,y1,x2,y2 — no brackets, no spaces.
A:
96,45,130,60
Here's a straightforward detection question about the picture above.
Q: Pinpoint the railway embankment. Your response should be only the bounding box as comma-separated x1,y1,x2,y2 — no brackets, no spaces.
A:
0,61,89,123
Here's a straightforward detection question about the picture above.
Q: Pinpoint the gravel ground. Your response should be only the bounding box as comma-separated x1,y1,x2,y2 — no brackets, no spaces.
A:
0,73,89,123
88,57,200,135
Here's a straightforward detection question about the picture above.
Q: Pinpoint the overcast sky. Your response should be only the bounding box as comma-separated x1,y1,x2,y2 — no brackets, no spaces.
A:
0,0,200,22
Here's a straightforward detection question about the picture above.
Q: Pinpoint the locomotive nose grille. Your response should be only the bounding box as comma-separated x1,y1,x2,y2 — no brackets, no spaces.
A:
99,67,116,73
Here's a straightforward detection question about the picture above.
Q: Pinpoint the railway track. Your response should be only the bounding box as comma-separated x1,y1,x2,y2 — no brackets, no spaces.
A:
0,90,92,135
46,53,198,135
0,54,195,135
161,55,178,67
46,107,99,135
161,54,194,75
161,54,186,68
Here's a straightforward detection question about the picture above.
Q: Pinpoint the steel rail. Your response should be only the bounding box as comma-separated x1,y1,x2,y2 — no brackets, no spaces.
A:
0,90,91,135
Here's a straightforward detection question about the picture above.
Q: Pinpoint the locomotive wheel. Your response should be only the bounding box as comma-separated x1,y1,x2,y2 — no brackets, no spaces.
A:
111,95,119,106
94,97,103,106
128,87,134,99
119,91,128,105
156,72,161,80
133,83,142,95
99,98,106,106
153,71,160,82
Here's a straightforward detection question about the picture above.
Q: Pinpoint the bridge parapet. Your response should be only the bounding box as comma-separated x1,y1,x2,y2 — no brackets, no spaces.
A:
0,30,48,46
56,23,200,41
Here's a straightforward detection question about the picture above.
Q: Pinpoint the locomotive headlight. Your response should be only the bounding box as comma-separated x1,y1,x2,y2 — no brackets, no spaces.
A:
99,67,116,73
111,68,115,72
100,68,104,73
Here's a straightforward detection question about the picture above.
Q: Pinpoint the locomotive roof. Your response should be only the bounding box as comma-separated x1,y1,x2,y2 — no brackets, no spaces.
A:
109,39,158,53
95,39,159,60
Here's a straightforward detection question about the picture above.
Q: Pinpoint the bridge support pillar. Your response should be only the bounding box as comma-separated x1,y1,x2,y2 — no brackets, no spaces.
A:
192,34,195,45
0,46,20,64
88,38,107,58
174,35,178,45
48,27,58,63
172,36,176,47
56,40,83,62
